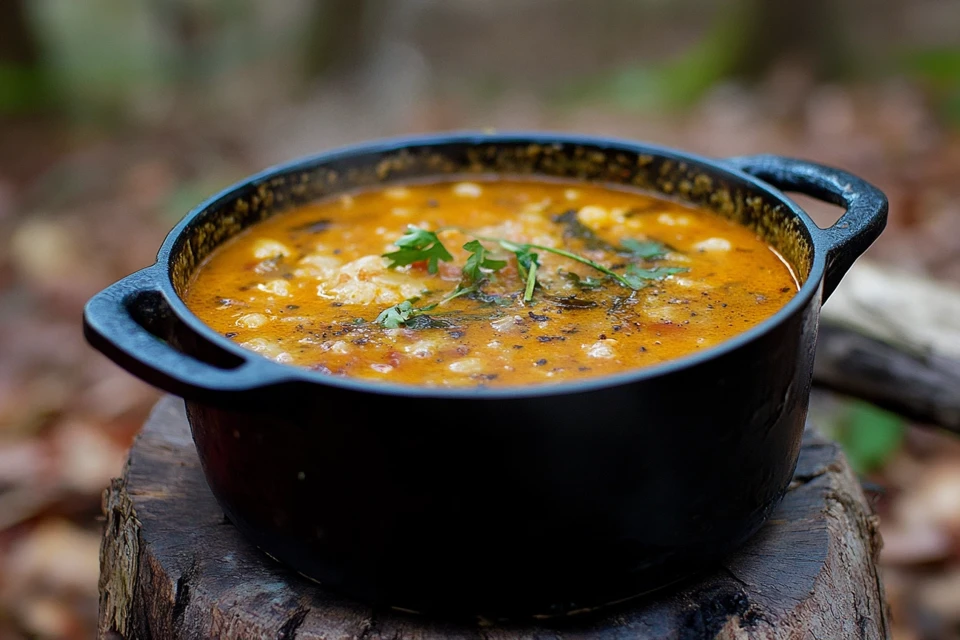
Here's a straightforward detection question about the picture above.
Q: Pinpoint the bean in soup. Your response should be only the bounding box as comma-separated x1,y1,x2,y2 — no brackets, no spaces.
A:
185,179,799,387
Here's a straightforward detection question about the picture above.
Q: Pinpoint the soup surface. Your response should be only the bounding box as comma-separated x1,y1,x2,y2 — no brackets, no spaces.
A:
186,178,798,387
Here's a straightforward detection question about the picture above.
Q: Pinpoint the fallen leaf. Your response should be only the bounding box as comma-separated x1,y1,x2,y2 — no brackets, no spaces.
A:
895,463,960,532
0,519,100,599
8,219,81,285
53,421,127,496
0,440,49,487
916,568,960,623
880,523,954,566
18,595,76,638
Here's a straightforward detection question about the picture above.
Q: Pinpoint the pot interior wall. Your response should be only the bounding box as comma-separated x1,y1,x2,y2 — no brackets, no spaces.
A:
168,141,815,296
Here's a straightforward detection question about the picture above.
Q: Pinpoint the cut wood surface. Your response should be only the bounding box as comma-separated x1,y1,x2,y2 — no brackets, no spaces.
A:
815,261,960,433
99,397,888,639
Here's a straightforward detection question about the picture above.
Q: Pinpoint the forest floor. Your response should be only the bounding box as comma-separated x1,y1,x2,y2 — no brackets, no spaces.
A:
1,78,959,639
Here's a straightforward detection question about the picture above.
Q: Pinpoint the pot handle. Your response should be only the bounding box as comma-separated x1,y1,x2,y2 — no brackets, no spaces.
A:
724,155,888,301
83,266,289,399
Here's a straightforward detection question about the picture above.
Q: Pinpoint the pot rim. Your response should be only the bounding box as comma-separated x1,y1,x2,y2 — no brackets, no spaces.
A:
153,131,828,399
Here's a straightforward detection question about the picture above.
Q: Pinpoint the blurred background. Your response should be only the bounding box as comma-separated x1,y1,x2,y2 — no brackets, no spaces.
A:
0,0,959,638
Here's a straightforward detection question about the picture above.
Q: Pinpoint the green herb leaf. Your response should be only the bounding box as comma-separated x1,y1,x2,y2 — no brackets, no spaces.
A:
439,282,481,305
523,258,539,302
514,247,541,280
462,239,507,283
374,299,438,328
382,227,453,274
498,240,540,301
620,264,689,289
437,227,687,295
561,270,605,290
374,300,415,328
620,238,671,260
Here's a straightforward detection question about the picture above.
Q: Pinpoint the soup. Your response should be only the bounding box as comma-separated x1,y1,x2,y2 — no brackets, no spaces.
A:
185,178,799,387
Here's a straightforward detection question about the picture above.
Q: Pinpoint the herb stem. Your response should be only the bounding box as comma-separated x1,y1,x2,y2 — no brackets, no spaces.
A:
438,227,644,290
438,285,475,306
525,243,632,288
523,261,538,302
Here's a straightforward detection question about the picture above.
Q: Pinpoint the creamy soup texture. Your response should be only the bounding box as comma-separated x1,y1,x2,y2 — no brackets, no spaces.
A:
186,178,799,387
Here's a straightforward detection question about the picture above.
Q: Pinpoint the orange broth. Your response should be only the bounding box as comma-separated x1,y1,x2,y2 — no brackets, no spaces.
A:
185,178,798,387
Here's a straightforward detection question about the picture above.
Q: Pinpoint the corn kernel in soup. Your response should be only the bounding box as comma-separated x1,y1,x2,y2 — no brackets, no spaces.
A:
185,178,799,388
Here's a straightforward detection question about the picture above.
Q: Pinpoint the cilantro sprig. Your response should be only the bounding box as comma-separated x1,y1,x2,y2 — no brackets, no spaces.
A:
620,264,689,289
374,299,438,329
375,219,687,327
376,239,510,327
462,239,507,282
438,239,509,305
561,270,604,290
469,233,678,292
495,240,539,302
620,238,671,260
383,226,453,274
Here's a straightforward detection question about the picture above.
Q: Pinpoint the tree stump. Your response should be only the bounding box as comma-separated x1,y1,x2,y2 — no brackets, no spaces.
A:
99,397,889,639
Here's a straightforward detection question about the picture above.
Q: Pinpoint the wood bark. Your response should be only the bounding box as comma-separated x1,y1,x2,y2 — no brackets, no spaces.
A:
99,396,888,639
815,261,960,434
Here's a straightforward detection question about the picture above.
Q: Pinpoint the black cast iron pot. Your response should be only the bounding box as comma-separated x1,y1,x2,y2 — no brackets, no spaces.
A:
83,133,887,619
